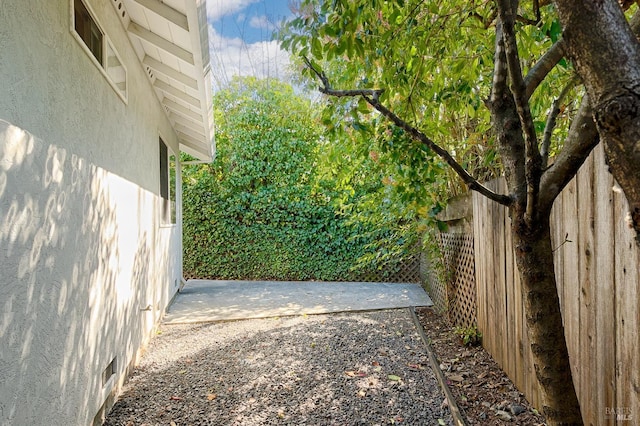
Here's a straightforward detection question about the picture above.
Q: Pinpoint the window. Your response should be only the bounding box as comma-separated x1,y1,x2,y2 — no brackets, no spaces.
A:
71,0,127,101
74,0,103,65
159,139,176,224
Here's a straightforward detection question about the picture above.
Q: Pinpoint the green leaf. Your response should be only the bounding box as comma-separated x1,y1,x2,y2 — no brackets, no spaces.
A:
311,37,322,59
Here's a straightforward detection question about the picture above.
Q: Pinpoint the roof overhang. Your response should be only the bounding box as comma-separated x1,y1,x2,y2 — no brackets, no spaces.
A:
112,0,214,161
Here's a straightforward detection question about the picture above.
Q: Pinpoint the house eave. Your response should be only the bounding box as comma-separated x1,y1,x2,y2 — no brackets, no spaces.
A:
113,0,214,161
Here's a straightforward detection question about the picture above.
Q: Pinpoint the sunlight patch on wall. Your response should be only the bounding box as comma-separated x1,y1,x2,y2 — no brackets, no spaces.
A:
0,120,36,173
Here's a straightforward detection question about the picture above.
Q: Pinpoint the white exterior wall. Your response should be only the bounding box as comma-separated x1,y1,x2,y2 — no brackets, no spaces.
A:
0,1,183,424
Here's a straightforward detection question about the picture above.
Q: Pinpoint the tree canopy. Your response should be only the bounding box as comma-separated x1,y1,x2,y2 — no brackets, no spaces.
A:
280,1,640,424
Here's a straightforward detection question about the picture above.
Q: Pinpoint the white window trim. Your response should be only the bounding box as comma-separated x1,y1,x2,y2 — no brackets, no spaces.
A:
159,137,178,228
69,0,128,103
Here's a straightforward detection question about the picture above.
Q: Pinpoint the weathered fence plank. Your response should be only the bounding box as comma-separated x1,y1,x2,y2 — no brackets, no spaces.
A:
462,145,639,425
576,151,595,422
613,175,640,423
594,145,616,424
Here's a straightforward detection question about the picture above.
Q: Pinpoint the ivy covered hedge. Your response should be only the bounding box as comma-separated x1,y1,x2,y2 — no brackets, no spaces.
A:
182,78,401,281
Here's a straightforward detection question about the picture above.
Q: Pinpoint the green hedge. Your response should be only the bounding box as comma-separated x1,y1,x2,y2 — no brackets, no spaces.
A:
182,77,397,281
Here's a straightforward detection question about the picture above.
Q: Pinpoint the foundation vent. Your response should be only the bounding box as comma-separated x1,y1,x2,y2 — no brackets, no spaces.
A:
102,356,117,387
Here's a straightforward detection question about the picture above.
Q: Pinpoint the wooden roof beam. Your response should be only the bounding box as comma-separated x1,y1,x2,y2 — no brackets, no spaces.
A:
128,21,194,65
142,55,198,89
154,78,200,107
132,0,189,31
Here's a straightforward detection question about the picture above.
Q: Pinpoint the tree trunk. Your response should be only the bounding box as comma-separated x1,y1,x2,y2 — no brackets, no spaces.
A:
489,33,583,421
555,0,640,245
511,213,583,425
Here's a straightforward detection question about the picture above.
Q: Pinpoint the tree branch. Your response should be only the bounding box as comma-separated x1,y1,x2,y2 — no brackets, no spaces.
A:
303,57,512,206
470,9,498,29
497,0,542,223
489,22,509,105
489,21,527,208
524,39,568,100
541,76,580,168
539,95,599,211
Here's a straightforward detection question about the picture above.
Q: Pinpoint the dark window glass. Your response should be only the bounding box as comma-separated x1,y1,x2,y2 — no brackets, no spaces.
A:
74,0,103,65
159,139,175,224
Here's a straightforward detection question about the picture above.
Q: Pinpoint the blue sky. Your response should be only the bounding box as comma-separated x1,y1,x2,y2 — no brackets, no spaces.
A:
206,0,294,89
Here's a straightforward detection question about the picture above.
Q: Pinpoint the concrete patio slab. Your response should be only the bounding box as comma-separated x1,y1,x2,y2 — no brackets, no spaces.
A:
163,280,433,323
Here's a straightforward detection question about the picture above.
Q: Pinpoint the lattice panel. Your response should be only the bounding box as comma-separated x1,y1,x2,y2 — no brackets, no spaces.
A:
422,251,448,314
437,233,477,328
185,255,422,284
356,254,422,283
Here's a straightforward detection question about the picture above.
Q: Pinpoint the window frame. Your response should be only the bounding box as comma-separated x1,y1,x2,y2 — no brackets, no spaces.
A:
159,138,177,226
70,0,128,103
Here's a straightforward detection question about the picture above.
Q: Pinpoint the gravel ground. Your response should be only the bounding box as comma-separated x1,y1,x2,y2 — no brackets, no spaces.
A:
105,310,453,426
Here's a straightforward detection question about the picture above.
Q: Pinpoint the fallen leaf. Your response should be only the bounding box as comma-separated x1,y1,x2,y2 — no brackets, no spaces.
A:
438,419,446,425
477,372,488,379
345,370,367,377
169,396,183,401
357,390,366,397
407,363,423,370
448,374,464,382
207,393,217,400
170,422,177,426
388,374,402,381
372,361,380,366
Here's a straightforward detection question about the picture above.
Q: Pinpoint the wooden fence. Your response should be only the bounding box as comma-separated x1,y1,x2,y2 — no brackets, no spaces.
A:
472,144,639,424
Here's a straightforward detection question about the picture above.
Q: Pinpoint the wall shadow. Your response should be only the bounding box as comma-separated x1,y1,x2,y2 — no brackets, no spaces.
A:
0,120,176,424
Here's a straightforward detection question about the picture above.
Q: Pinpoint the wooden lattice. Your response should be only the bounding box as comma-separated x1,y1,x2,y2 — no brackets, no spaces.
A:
356,254,422,283
432,233,477,328
184,254,422,284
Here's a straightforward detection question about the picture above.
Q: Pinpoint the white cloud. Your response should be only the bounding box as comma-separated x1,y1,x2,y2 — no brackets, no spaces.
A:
208,25,292,90
206,0,259,21
249,15,274,30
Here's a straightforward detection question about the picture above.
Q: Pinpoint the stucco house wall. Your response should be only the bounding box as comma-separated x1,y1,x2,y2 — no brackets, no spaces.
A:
0,1,208,424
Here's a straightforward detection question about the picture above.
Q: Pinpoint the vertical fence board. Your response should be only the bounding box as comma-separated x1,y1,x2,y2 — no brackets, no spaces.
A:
591,145,615,425
577,153,596,423
472,190,488,347
492,180,508,371
562,177,581,386
473,188,493,358
613,180,639,423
